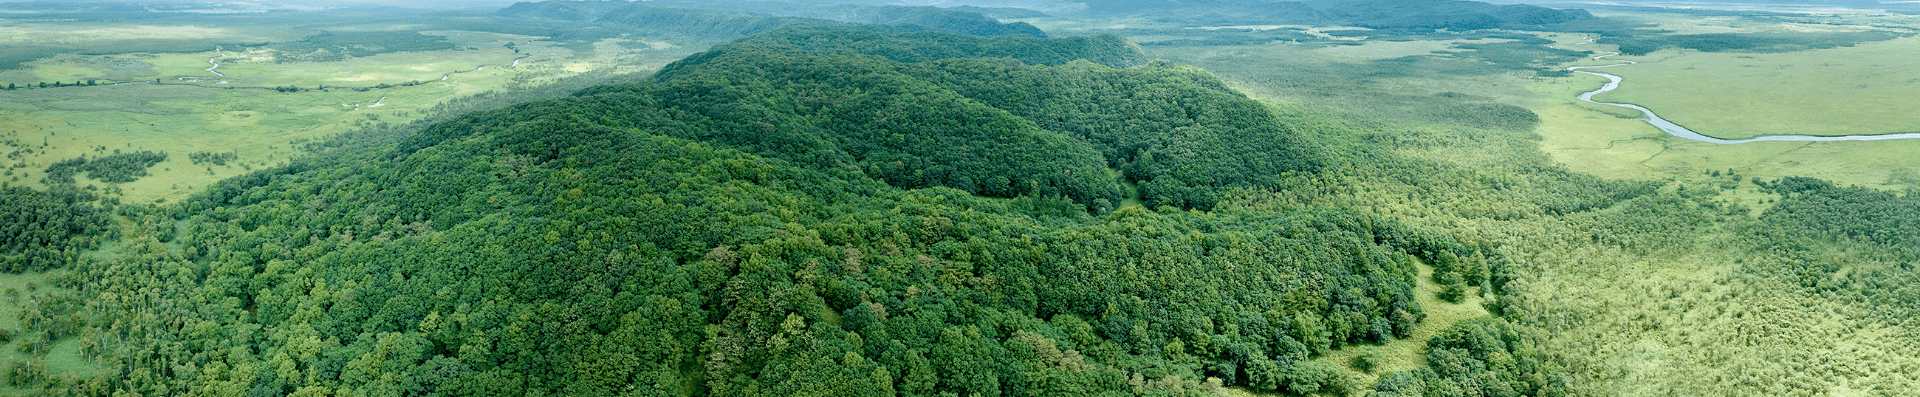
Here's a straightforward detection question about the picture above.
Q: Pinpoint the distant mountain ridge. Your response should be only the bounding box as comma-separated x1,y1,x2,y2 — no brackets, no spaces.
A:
1087,0,1592,30
497,1,1048,38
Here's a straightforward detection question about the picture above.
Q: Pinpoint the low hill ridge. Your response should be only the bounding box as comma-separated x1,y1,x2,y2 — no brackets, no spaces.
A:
499,1,1048,39
43,24,1474,397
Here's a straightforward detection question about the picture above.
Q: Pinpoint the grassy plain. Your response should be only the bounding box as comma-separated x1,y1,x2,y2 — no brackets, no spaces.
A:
0,28,699,204
1526,15,1920,190
1593,35,1920,139
0,23,273,47
1135,36,1553,132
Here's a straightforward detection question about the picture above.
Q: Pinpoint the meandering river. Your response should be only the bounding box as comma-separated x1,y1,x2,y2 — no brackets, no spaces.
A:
1563,44,1920,144
206,55,225,77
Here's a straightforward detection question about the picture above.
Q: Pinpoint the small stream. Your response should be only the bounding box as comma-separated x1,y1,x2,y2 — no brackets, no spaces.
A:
205,55,226,77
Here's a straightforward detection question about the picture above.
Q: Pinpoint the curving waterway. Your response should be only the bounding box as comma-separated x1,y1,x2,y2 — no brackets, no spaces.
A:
1561,40,1920,144
206,55,226,77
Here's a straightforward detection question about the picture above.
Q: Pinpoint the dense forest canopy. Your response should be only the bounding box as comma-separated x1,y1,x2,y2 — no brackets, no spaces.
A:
4,1,1920,396
0,186,112,272
407,25,1314,210
0,23,1474,397
41,151,168,185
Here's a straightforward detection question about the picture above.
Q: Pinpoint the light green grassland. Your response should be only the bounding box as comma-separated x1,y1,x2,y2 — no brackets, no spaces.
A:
1594,35,1920,139
217,48,523,87
1534,72,1920,190
1528,16,1920,190
1187,25,1371,41
1530,104,1669,180
13,30,549,87
0,30,700,204
1304,38,1511,61
1142,38,1548,112
1,72,522,204
0,52,225,85
0,23,292,47
0,21,302,85
1018,18,1179,33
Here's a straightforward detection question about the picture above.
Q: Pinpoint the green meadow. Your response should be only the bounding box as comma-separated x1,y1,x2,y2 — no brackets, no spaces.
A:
1590,35,1920,139
0,28,699,205
1518,13,1920,190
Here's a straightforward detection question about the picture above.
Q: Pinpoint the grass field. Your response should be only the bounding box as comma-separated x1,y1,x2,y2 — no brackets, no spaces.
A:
1531,69,1920,190
1592,35,1920,139
0,27,700,204
0,70,538,202
1303,38,1510,62
1524,17,1920,190
1140,35,1556,135
0,22,294,56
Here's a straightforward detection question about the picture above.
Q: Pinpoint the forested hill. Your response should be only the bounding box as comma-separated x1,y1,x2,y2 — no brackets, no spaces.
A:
406,25,1315,211
1086,0,1592,30
4,24,1563,397
497,1,1046,39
